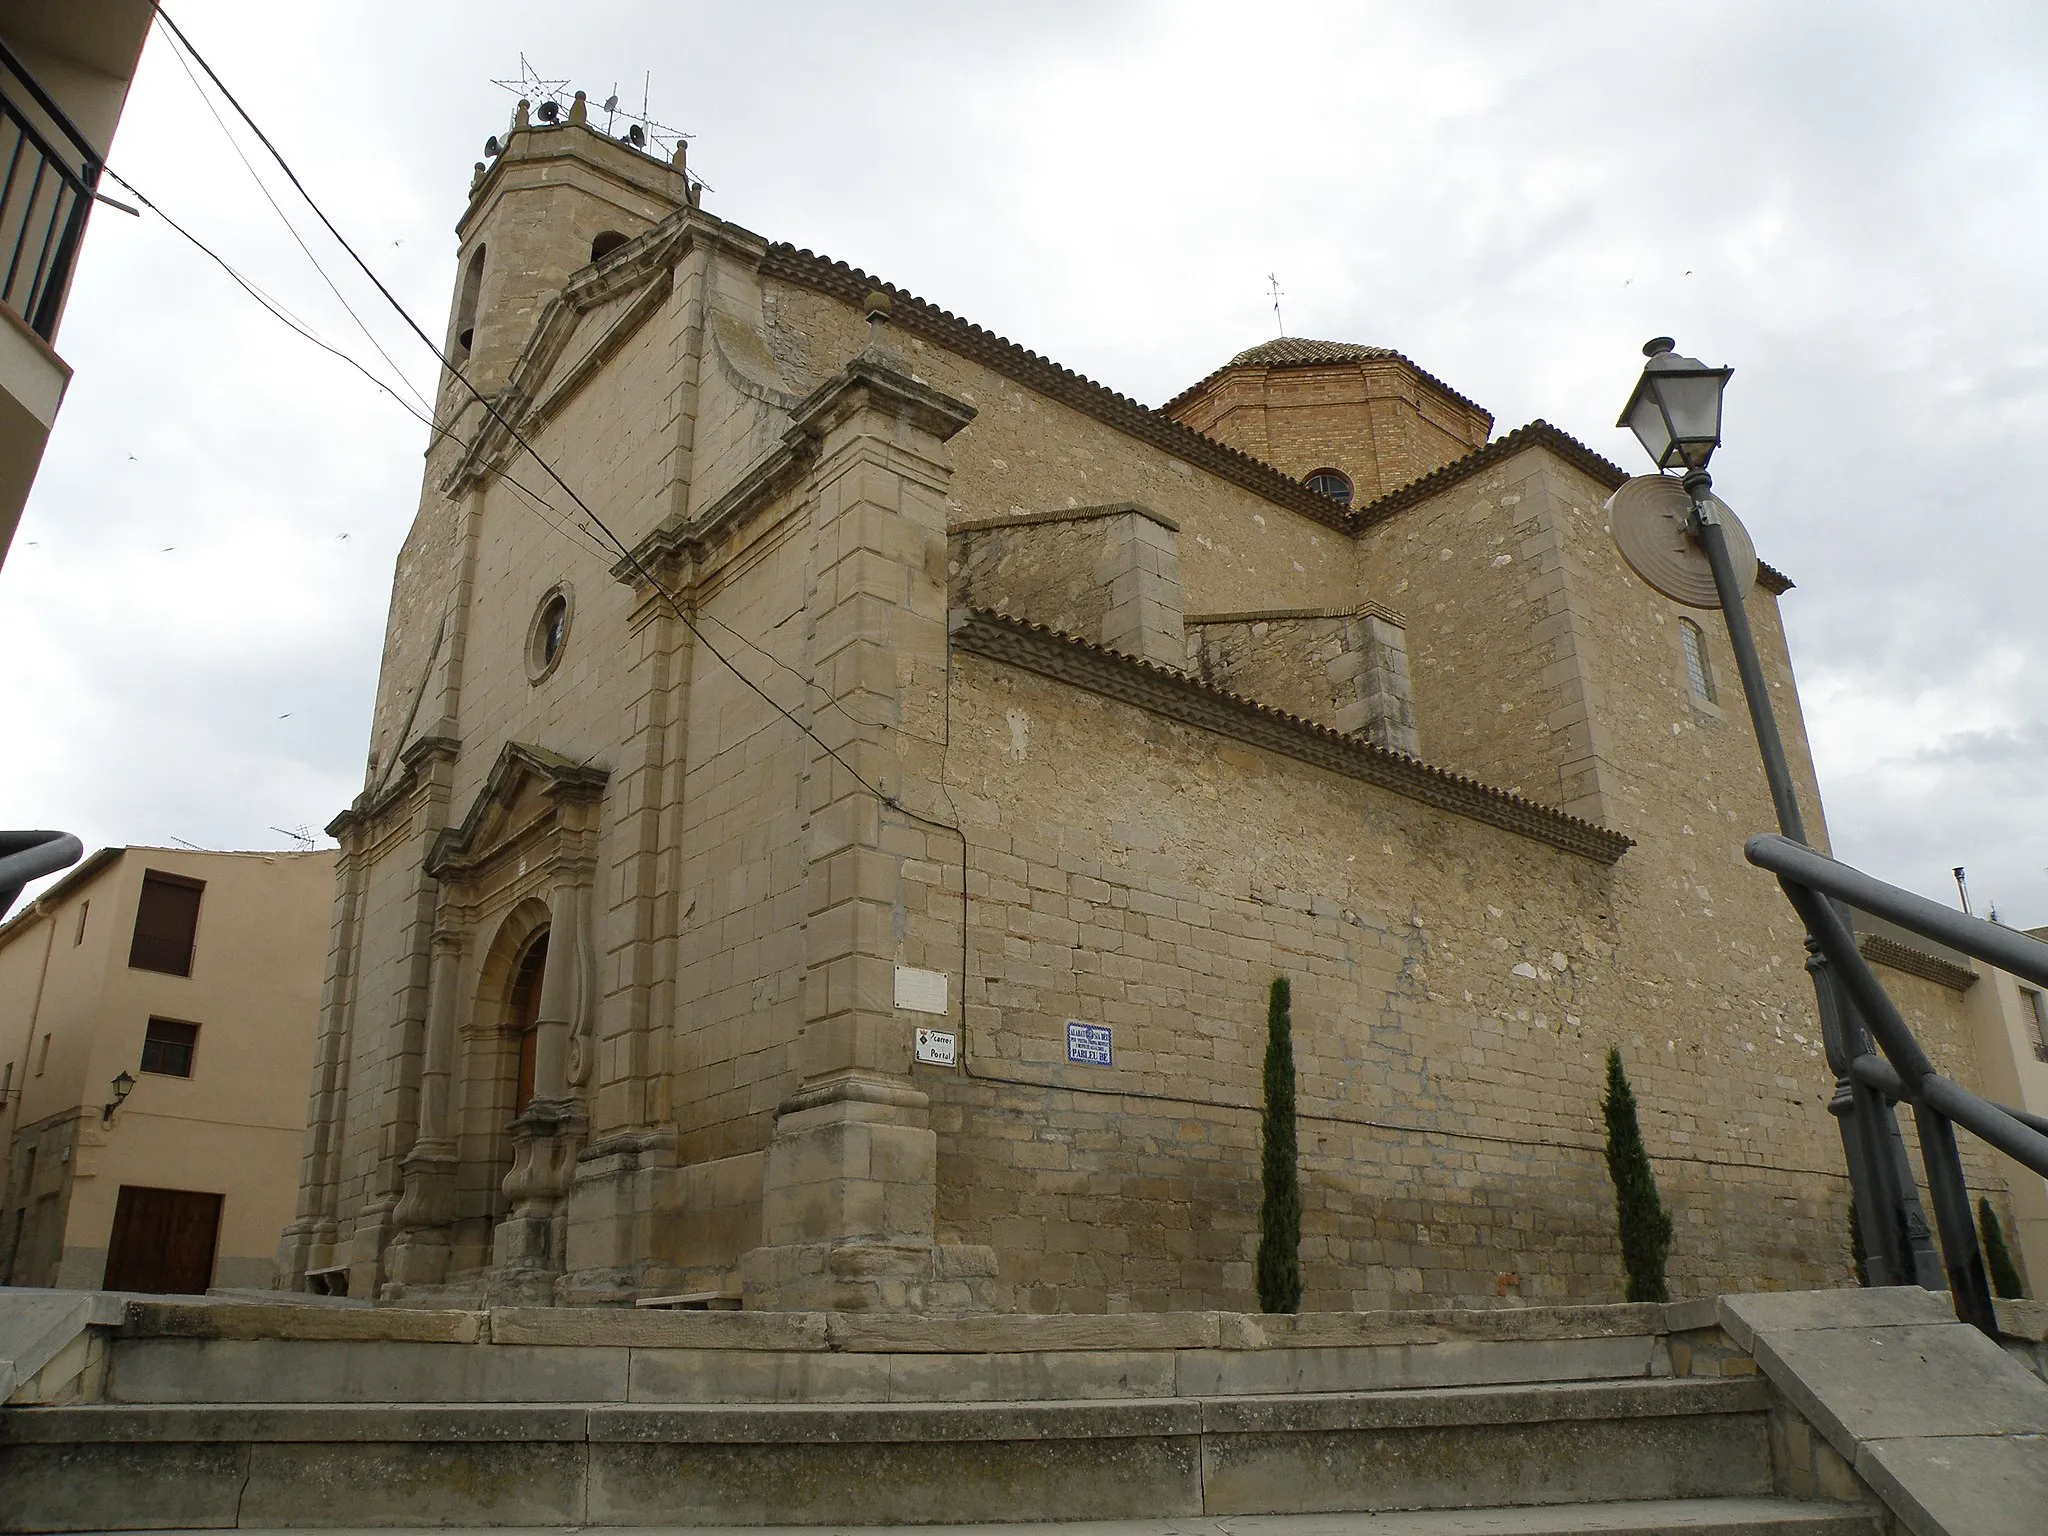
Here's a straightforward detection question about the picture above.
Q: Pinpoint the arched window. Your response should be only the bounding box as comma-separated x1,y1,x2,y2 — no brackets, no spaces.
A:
507,932,548,1116
453,244,486,359
1305,468,1353,508
589,230,630,264
1679,617,1716,703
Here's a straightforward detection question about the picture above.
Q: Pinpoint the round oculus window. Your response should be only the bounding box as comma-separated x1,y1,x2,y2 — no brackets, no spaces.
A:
527,586,572,682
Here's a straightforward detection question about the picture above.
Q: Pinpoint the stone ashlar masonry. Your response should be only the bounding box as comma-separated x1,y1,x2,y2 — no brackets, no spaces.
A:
1185,604,1419,756
279,113,2026,1312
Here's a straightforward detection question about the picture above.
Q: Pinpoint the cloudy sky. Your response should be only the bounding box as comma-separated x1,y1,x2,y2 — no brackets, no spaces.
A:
5,1,2046,923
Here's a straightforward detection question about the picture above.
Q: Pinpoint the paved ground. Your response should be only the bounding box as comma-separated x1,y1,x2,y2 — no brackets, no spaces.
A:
99,1497,1880,1536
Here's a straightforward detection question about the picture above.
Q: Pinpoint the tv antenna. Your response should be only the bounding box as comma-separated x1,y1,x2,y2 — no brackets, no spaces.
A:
1269,272,1285,336
271,824,317,851
489,56,700,175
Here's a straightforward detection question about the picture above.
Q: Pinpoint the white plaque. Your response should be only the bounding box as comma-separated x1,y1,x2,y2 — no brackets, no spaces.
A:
893,965,949,1015
914,1027,957,1066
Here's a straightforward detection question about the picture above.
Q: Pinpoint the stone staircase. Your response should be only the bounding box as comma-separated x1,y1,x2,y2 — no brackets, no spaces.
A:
4,1287,2034,1533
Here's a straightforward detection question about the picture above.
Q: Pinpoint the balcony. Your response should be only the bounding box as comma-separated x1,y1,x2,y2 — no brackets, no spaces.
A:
0,37,99,344
0,31,103,566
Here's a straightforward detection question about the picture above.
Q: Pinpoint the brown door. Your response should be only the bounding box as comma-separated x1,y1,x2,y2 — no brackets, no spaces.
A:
102,1186,222,1294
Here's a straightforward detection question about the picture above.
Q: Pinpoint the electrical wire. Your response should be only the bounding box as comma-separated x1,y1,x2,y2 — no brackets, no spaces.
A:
101,164,624,573
153,15,435,420
152,6,956,835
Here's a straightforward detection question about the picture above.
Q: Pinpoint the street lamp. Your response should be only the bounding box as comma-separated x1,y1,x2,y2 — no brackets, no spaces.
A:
1616,337,1733,477
102,1070,135,1125
1612,339,1945,1300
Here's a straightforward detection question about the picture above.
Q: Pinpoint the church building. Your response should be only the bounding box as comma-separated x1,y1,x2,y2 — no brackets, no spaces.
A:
279,97,2015,1310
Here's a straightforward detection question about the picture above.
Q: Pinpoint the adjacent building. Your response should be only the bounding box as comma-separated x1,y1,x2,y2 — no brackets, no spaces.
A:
0,847,334,1293
0,1,155,569
281,103,2031,1311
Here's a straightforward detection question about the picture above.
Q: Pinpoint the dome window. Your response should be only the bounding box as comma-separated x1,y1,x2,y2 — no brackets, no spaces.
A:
1305,468,1353,507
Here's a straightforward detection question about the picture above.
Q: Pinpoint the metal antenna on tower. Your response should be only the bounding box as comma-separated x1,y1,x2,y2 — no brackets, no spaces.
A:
1268,273,1285,336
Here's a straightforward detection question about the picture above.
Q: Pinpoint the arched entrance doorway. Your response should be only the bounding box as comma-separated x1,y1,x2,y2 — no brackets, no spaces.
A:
508,930,548,1119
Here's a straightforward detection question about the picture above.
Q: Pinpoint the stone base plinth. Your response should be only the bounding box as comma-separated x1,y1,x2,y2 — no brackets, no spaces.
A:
741,1070,996,1311
741,1236,1004,1312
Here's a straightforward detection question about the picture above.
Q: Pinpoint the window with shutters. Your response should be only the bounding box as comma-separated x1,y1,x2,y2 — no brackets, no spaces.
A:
141,1018,199,1078
129,872,204,976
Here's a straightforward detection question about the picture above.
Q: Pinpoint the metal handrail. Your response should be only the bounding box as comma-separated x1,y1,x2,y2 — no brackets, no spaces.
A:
1750,834,2048,989
0,829,83,914
1755,851,2048,1178
0,38,101,169
0,37,100,342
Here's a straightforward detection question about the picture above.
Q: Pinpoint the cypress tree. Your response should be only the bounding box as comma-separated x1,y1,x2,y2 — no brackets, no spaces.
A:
1979,1197,2027,1300
1602,1048,1674,1303
1256,976,1303,1314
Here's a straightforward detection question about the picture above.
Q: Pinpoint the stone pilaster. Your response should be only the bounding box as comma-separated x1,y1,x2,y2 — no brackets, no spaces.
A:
1333,612,1420,756
562,587,692,1305
383,929,466,1291
1097,509,1185,668
740,340,994,1310
275,829,366,1291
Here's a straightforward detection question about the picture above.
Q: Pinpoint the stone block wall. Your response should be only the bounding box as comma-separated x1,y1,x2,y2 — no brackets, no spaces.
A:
917,655,1860,1311
949,504,1185,667
1186,605,1419,754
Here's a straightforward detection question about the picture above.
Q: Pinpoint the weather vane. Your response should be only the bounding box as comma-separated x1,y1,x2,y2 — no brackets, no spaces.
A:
1269,272,1285,337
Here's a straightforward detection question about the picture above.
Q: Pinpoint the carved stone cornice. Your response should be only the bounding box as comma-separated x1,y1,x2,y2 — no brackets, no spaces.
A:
427,741,610,881
949,609,1633,866
617,352,976,598
1859,932,1978,993
616,437,813,591
328,734,460,841
786,349,978,446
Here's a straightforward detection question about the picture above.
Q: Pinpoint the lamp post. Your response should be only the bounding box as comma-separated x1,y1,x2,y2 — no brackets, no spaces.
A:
1616,339,1938,1291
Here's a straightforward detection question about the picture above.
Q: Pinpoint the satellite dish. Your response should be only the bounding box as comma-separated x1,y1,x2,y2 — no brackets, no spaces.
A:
1605,474,1756,610
604,94,619,113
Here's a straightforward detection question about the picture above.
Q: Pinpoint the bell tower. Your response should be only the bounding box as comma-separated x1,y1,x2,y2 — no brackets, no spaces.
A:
441,90,694,408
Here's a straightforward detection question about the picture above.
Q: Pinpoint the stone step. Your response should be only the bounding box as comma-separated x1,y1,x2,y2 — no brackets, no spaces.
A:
0,1378,1781,1531
100,1329,1691,1406
102,1504,1884,1536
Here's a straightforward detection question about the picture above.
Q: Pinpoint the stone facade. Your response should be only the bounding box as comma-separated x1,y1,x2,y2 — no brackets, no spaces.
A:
279,108,2032,1311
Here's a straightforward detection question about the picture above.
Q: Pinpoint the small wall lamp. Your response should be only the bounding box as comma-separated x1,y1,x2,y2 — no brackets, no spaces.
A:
102,1070,135,1125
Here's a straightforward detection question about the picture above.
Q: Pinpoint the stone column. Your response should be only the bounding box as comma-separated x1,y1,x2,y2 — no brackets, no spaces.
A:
740,337,997,1311
384,927,465,1291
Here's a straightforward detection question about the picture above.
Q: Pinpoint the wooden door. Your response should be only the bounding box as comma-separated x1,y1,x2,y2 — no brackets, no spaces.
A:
102,1185,222,1294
